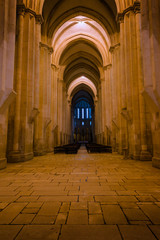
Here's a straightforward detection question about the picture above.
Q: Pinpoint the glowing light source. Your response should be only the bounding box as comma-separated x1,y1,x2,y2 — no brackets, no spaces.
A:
78,21,85,25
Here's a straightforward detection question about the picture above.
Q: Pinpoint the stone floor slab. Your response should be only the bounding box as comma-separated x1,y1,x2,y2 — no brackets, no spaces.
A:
16,225,60,240
0,225,22,240
59,225,122,240
139,204,160,224
0,203,27,224
102,205,128,224
67,210,88,224
149,225,160,240
119,225,157,240
12,213,35,224
0,152,160,238
123,209,148,221
38,202,61,215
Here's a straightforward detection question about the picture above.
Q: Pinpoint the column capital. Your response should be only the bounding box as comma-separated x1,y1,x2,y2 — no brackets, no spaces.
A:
25,8,37,18
35,15,44,25
103,64,112,70
48,47,54,54
51,64,59,71
100,78,105,82
117,1,141,21
134,1,141,14
58,79,64,84
17,4,25,16
117,13,124,23
17,4,45,23
109,43,120,53
39,42,53,54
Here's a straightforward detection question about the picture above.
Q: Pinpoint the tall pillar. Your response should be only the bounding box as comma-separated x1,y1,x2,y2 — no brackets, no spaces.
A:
129,10,141,159
51,64,58,147
135,9,152,160
118,14,128,154
8,6,38,162
33,15,42,153
57,79,63,145
0,0,16,169
110,45,119,153
12,7,24,153
94,99,98,142
141,0,160,167
34,42,53,155
101,77,106,144
66,99,71,144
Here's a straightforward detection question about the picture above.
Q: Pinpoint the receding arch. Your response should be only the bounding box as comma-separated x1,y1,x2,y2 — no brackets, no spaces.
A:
68,77,97,100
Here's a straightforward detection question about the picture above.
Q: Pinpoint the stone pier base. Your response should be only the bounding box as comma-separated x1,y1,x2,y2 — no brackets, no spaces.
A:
7,152,33,163
152,157,160,169
0,158,7,169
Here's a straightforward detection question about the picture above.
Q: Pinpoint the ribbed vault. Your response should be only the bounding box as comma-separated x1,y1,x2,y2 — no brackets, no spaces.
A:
19,0,137,15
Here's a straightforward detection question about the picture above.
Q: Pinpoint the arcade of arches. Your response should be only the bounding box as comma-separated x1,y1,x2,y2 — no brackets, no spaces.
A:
0,0,160,169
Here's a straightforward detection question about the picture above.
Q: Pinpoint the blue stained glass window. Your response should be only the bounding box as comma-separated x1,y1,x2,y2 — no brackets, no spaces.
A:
82,108,84,119
82,122,84,126
77,108,80,119
89,108,92,119
86,108,89,119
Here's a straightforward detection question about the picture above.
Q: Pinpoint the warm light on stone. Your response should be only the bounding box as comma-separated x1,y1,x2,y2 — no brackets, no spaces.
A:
0,0,160,238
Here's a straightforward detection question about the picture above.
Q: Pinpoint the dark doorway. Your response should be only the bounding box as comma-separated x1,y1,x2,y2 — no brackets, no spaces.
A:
71,91,95,143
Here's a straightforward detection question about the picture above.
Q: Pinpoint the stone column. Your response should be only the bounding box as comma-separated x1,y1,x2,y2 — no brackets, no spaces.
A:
62,84,66,145
129,10,141,159
45,48,52,152
97,85,102,143
101,77,106,144
34,42,53,155
135,9,152,160
57,79,63,145
104,64,112,146
51,64,58,147
0,0,16,169
94,99,98,142
66,99,71,144
141,0,160,168
33,15,42,153
12,6,25,153
8,7,38,162
34,43,45,155
118,14,128,154
115,44,123,154
110,46,118,153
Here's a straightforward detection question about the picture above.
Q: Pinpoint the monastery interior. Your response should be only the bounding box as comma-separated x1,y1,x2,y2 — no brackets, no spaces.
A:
0,0,160,169
0,0,160,239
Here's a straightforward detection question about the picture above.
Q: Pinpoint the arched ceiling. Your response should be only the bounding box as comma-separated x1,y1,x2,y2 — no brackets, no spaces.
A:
39,0,119,99
68,77,97,100
42,0,118,38
64,57,100,89
19,0,138,16
52,16,111,66
49,14,109,99
19,0,138,102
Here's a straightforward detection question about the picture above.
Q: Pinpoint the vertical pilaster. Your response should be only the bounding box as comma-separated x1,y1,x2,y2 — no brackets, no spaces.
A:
135,10,152,160
33,15,42,153
8,7,38,162
118,15,128,154
101,77,106,144
57,79,63,145
12,6,25,153
104,64,112,146
0,0,16,168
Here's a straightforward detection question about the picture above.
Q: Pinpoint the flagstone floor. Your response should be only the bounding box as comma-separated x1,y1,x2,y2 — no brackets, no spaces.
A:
0,152,160,239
